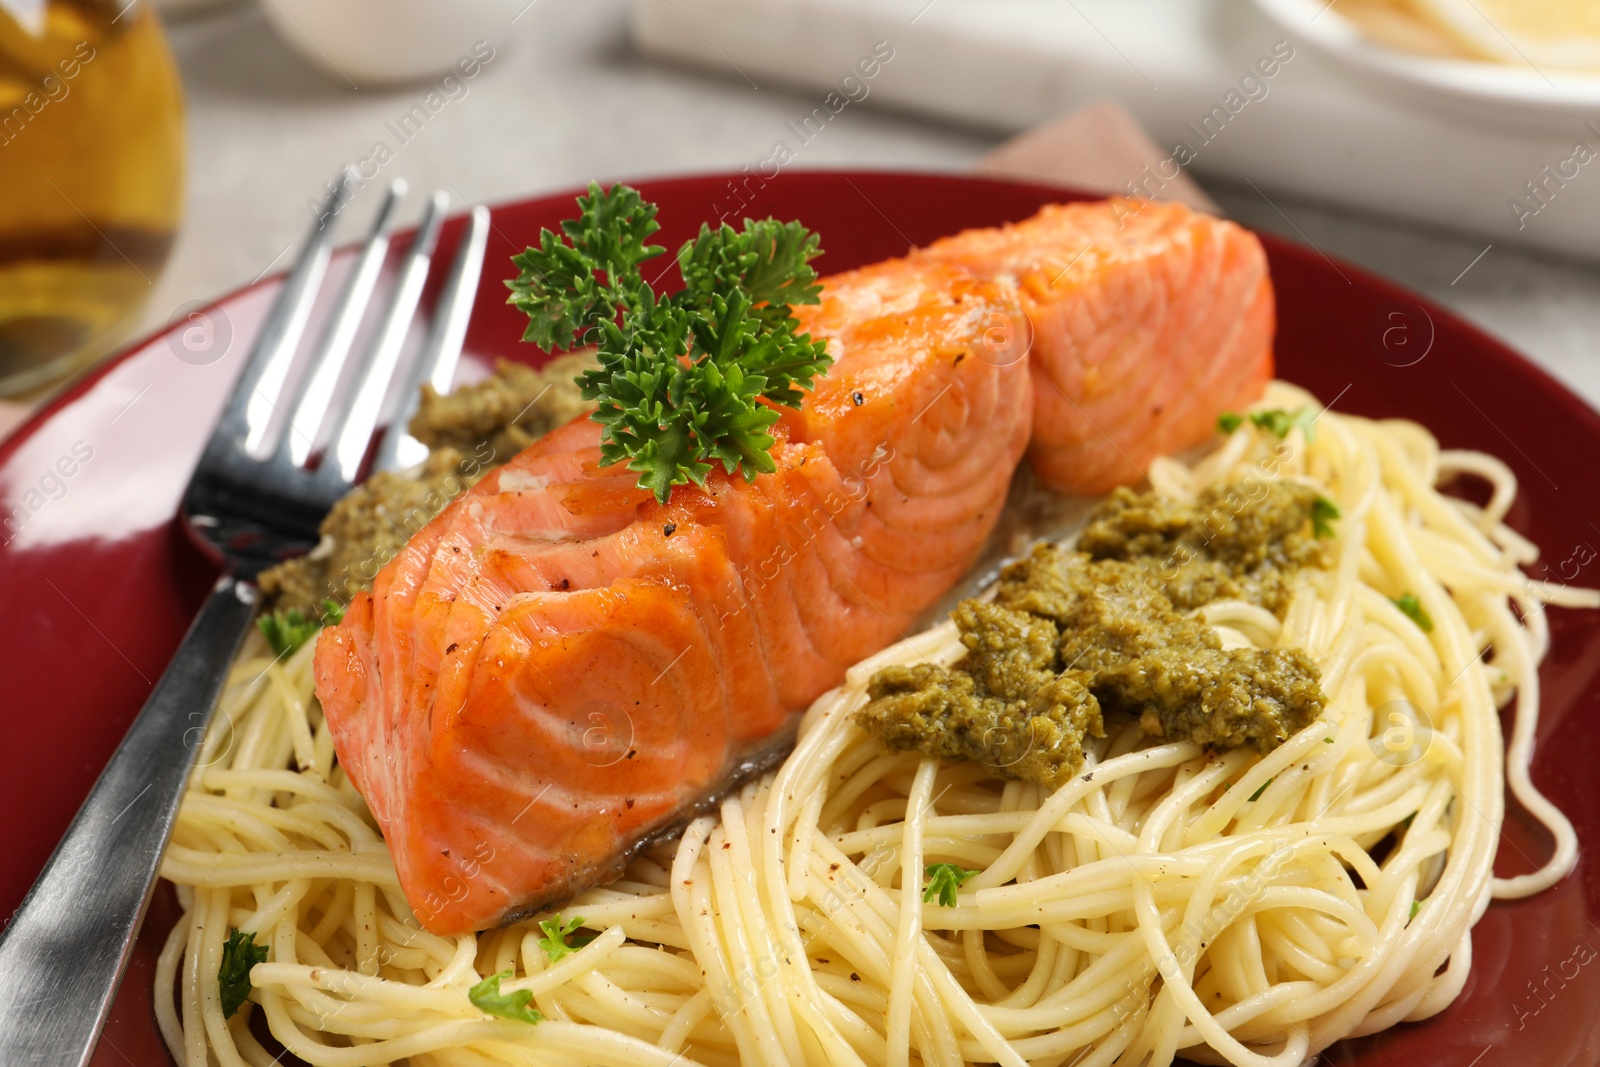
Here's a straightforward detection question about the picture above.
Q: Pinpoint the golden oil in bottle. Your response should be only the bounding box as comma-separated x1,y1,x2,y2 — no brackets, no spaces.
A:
0,0,184,398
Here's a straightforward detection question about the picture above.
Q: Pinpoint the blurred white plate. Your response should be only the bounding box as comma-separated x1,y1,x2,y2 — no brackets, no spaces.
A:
634,0,1600,260
1252,0,1600,130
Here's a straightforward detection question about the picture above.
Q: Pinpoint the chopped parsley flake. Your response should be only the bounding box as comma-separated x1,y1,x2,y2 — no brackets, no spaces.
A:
1311,496,1340,539
1393,593,1434,632
257,598,344,657
536,915,594,962
922,863,980,907
468,969,544,1024
218,928,268,1018
1249,407,1319,442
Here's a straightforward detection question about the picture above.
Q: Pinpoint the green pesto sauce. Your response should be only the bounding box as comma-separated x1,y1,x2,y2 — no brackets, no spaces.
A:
1079,479,1327,613
259,354,595,614
858,481,1329,789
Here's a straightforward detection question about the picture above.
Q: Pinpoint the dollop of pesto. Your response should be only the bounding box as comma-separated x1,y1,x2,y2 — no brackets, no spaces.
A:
259,354,594,614
864,600,1106,790
858,481,1329,788
1079,479,1327,612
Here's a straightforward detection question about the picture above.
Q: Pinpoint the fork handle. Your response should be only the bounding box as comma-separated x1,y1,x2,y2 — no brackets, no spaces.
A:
0,575,259,1067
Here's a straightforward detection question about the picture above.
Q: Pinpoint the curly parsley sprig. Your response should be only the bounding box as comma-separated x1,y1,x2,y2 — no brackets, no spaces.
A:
506,183,831,503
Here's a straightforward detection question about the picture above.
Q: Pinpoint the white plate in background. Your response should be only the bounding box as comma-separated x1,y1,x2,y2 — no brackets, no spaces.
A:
633,0,1600,261
1251,0,1600,130
257,0,522,88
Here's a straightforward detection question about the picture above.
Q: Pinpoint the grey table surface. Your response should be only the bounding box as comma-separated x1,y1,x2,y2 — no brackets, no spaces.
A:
143,0,1600,411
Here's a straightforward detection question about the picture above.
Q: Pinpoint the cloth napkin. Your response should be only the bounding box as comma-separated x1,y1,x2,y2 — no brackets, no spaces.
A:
977,100,1218,212
0,103,1192,445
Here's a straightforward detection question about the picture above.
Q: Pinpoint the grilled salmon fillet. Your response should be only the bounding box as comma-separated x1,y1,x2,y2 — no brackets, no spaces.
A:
316,262,1034,933
924,198,1274,493
314,199,1274,934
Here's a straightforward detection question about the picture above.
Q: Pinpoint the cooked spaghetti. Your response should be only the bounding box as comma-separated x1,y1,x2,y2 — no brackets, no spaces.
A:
156,382,1595,1067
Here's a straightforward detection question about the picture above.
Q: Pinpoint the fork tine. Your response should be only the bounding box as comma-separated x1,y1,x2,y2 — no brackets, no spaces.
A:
208,167,360,460
372,204,490,473
278,180,407,468
317,191,449,488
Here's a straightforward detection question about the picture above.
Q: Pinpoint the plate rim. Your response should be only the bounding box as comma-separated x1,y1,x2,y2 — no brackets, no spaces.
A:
6,167,1600,1066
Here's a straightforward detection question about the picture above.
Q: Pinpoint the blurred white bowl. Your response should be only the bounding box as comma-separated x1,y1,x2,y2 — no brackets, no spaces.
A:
1253,0,1600,130
259,0,522,87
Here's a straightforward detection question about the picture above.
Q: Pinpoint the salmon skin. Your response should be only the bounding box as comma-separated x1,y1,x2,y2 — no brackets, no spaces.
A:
314,198,1273,935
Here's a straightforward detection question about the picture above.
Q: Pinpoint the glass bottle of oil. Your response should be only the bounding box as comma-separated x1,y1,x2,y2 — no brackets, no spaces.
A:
0,0,184,398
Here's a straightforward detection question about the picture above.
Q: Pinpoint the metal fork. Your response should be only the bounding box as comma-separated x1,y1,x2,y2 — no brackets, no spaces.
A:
0,168,492,1067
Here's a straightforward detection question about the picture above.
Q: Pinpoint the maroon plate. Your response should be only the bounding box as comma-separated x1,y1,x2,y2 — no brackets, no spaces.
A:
3,171,1597,1066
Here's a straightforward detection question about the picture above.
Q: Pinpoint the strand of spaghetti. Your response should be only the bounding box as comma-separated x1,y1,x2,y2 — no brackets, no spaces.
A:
915,928,1029,1067
800,833,1025,1067
885,759,937,1067
1436,450,1516,526
672,816,755,1060
160,849,400,886
199,886,251,1067
153,906,187,1057
201,766,363,806
1301,632,1476,1033
1132,866,1312,1067
267,659,317,773
725,788,809,1063
975,743,1202,889
756,696,874,1064
1485,601,1580,895
1368,462,1502,872
177,886,208,1067
1406,926,1476,1022
1138,763,1300,1065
